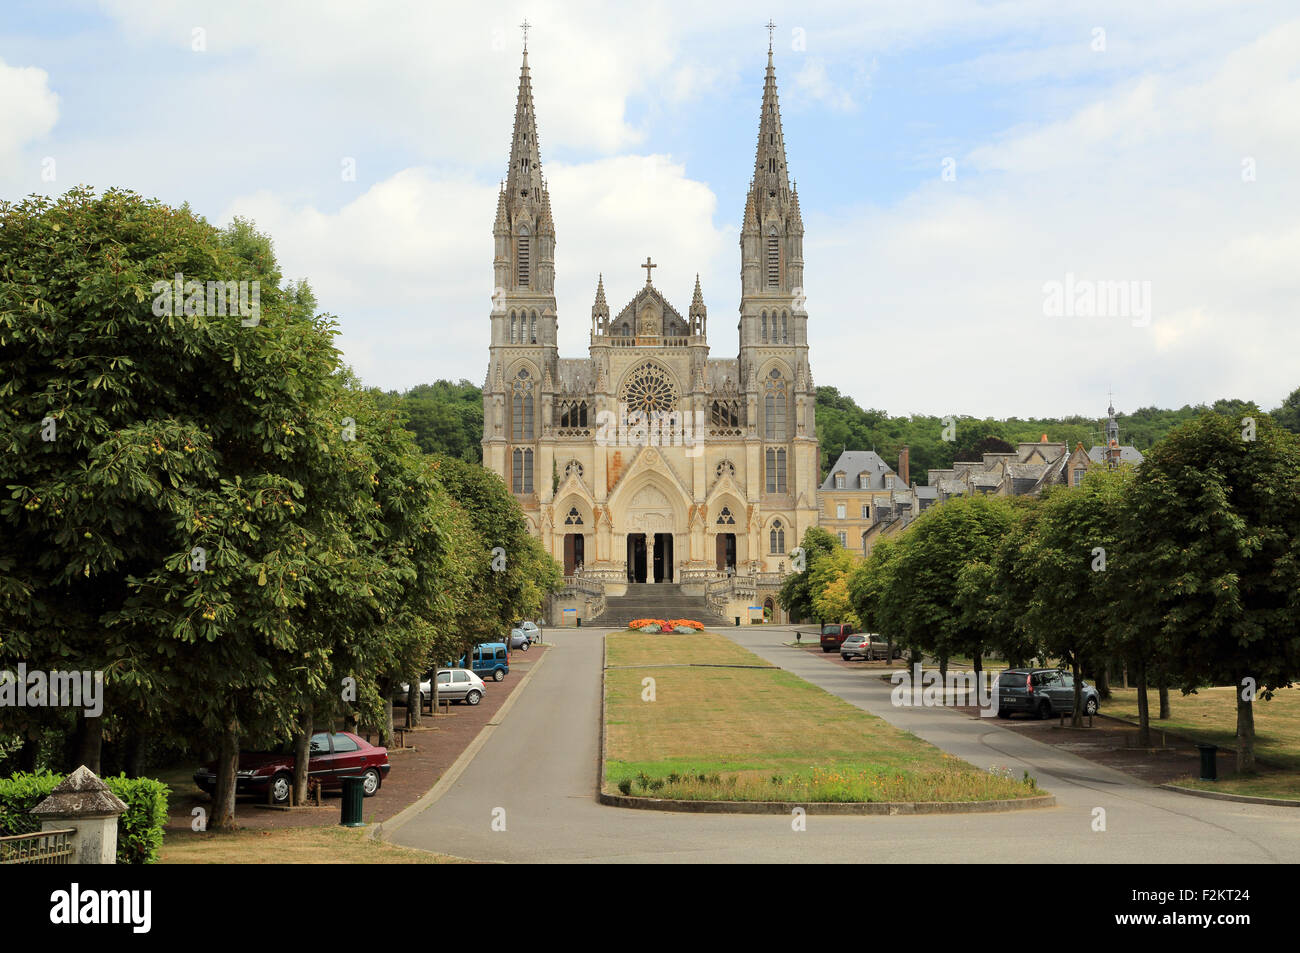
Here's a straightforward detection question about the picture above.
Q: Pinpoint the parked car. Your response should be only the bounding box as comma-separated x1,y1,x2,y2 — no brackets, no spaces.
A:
840,634,898,661
996,668,1100,719
456,643,510,681
508,627,532,650
819,623,855,653
395,676,432,702
193,731,389,805
514,620,541,639
433,667,487,705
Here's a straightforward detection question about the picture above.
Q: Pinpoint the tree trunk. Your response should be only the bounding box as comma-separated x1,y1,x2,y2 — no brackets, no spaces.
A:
1095,661,1111,700
125,732,146,778
210,718,241,832
1236,684,1256,774
1071,656,1083,729
938,654,948,685
972,651,983,705
292,708,313,806
406,680,421,728
1134,656,1150,747
72,712,103,775
16,735,40,773
1158,683,1170,719
378,696,394,748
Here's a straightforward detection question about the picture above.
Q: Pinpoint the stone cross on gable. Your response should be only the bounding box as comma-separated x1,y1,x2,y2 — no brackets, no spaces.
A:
641,256,656,285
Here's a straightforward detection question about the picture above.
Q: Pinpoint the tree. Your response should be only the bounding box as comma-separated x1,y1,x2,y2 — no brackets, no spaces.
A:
848,537,904,659
1120,411,1300,772
1016,469,1132,726
809,547,859,627
776,527,838,623
883,495,1016,680
1271,387,1300,435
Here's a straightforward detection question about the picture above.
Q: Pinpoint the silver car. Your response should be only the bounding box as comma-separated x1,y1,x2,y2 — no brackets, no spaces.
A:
431,668,486,706
508,627,532,650
840,634,895,661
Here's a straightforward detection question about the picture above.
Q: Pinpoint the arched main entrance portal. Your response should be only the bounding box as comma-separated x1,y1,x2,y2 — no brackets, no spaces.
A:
619,482,681,584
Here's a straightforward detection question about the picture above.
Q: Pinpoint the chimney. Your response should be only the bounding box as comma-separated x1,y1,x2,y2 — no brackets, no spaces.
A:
898,445,910,487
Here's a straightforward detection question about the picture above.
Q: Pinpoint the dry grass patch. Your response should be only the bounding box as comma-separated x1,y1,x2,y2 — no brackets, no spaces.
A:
160,826,465,864
604,631,1038,803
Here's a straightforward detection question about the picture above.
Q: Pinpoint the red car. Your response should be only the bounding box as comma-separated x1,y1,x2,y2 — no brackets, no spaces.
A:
194,731,389,805
819,622,855,652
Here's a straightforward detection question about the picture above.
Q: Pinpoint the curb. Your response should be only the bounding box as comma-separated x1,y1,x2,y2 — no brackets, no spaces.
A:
595,791,1056,815
1159,783,1300,808
598,632,1055,817
372,646,553,842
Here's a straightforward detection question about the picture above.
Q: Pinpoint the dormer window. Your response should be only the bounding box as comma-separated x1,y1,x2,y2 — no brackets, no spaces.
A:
834,473,845,489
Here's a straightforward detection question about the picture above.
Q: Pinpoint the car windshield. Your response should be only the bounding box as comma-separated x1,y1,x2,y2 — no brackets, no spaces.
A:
821,625,841,635
997,672,1027,687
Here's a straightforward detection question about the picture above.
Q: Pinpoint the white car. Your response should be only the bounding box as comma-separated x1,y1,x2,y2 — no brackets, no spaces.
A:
398,668,487,706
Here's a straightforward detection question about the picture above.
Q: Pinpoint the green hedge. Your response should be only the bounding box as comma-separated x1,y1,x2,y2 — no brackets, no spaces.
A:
0,770,169,864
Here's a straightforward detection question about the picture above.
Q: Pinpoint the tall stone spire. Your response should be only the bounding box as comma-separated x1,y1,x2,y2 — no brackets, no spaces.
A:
689,273,707,336
752,46,792,206
506,49,545,208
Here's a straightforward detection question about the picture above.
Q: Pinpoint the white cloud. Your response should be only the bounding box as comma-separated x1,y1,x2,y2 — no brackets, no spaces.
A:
221,155,728,389
806,19,1300,417
0,58,59,154
791,58,856,112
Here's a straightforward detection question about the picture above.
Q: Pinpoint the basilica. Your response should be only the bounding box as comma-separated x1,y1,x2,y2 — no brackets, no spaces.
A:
481,42,819,608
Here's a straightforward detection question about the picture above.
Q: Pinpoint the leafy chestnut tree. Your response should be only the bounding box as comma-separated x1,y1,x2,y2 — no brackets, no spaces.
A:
1118,410,1300,772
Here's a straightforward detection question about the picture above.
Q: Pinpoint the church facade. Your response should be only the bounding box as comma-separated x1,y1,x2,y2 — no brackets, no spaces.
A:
481,46,819,595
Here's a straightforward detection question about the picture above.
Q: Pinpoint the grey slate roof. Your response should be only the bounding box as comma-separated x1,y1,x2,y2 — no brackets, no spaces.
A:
822,450,897,491
1088,445,1145,464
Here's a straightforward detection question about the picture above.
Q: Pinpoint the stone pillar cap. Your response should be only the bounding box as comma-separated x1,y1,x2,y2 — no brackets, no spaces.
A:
32,765,128,817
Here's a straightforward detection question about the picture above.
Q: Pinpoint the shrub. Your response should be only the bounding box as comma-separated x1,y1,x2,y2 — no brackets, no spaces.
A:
617,779,632,796
0,770,169,864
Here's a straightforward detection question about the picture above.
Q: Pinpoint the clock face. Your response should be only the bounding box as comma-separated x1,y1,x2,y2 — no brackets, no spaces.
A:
622,362,677,415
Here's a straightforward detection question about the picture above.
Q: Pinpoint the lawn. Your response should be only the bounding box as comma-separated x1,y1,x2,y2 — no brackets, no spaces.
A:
604,631,1040,803
1104,685,1300,770
1102,684,1300,800
160,826,464,863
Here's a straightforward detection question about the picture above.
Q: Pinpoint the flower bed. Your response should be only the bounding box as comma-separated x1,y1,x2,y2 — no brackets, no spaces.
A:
627,618,705,632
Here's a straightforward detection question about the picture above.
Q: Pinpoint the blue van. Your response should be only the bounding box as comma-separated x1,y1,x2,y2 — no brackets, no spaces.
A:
456,642,510,682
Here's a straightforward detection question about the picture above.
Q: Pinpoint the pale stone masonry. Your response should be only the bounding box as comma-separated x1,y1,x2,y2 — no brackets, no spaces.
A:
481,46,819,593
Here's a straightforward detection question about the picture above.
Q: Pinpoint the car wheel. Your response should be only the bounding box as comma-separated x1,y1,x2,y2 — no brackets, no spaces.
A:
1037,701,1052,720
1085,696,1099,715
821,647,831,653
466,689,482,706
996,709,1011,719
520,642,530,651
270,772,292,805
361,767,381,797
492,669,505,682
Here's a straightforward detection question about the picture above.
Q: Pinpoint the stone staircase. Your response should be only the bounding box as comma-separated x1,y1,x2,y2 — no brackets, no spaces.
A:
591,583,730,628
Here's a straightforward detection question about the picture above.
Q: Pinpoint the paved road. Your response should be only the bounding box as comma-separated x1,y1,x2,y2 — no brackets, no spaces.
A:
389,626,1300,863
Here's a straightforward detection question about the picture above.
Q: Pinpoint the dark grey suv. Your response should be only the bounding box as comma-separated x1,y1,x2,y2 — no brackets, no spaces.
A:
996,668,1100,719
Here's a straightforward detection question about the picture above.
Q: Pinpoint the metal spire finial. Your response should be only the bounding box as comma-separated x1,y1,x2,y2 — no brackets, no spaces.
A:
520,18,531,51
766,19,776,51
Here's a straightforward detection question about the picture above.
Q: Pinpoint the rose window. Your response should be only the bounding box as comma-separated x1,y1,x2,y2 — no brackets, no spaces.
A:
621,363,678,415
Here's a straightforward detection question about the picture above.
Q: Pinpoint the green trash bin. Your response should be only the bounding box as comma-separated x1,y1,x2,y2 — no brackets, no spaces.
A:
340,775,366,827
1195,744,1218,782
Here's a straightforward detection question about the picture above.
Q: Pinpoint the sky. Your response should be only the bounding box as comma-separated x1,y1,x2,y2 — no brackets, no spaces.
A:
3,1,1298,419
